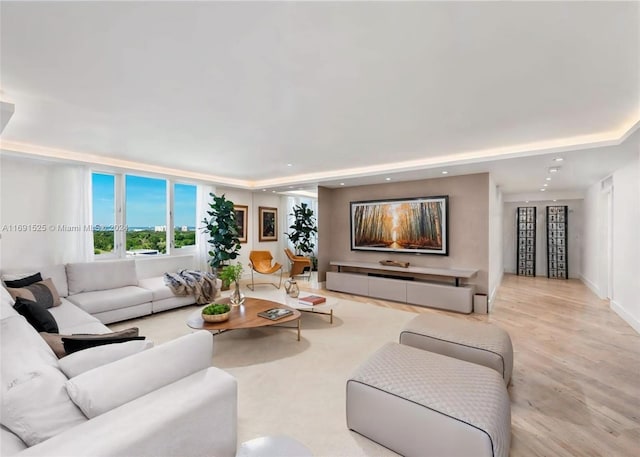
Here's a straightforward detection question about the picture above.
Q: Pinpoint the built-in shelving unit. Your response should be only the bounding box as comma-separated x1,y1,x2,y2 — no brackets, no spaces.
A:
516,207,536,277
546,205,568,279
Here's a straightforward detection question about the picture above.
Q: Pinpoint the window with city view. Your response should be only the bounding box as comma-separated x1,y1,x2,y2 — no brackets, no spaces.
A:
92,173,115,254
92,172,197,257
126,175,167,255
174,183,196,249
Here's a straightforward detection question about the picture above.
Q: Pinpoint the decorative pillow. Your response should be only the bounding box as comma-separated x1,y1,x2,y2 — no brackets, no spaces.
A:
63,335,145,355
40,327,141,358
3,272,43,288
6,278,61,308
58,340,154,378
0,365,87,446
13,297,59,333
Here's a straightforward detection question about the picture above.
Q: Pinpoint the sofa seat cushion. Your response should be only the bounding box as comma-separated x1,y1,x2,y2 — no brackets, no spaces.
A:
47,298,109,334
66,259,138,295
138,276,182,301
67,286,153,315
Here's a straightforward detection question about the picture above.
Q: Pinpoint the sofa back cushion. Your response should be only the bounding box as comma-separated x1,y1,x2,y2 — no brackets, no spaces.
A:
66,260,138,295
1,365,87,446
2,264,69,298
135,255,196,279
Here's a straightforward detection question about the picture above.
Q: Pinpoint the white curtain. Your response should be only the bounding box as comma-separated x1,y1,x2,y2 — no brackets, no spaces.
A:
196,183,216,271
48,164,93,264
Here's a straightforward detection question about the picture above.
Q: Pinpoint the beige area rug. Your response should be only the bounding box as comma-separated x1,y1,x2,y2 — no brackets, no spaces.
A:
111,287,418,457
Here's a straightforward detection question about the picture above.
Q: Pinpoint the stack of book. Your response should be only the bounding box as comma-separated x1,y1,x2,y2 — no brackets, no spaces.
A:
298,295,326,306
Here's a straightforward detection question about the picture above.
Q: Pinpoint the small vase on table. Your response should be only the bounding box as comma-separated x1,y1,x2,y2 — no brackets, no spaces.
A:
230,280,245,306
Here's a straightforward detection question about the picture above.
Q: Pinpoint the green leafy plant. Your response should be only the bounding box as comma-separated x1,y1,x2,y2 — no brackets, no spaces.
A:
285,202,318,256
202,303,231,315
202,193,241,270
218,263,244,288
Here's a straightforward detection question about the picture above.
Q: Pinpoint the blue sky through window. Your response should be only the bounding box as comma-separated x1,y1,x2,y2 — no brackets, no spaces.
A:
92,173,197,228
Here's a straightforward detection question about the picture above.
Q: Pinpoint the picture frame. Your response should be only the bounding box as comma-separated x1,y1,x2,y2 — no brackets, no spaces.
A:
258,206,278,242
233,205,248,243
350,196,448,255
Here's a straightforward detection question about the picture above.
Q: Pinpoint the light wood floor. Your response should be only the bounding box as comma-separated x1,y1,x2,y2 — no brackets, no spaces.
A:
299,273,640,457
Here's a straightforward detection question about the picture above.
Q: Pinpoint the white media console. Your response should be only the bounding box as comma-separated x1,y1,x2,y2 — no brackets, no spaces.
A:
326,260,478,313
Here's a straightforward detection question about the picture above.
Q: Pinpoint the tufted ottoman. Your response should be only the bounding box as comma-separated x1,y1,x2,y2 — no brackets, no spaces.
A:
347,343,511,457
400,313,514,385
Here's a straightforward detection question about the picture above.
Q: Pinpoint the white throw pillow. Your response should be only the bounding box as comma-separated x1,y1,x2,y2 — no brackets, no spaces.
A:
0,365,87,446
58,340,154,378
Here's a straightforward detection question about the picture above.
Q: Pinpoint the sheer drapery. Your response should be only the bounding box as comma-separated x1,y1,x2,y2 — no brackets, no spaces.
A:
196,184,216,271
48,164,94,264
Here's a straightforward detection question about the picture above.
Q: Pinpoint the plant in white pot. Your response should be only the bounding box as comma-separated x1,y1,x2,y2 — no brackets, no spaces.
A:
285,202,318,270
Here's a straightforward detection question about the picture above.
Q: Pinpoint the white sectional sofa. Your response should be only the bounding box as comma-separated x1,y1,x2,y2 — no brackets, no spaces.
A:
2,255,219,324
0,284,237,457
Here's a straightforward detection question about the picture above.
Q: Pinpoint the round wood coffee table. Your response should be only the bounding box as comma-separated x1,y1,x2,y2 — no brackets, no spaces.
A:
186,297,302,341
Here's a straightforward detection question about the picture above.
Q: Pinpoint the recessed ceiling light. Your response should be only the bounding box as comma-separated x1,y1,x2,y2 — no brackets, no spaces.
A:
549,167,559,173
288,186,294,189
340,183,345,186
525,200,529,203
553,199,557,202
540,188,546,192
545,177,552,181
441,171,449,175
287,163,293,167
262,189,267,192
553,157,564,162
272,190,276,193
385,177,391,181
543,183,549,187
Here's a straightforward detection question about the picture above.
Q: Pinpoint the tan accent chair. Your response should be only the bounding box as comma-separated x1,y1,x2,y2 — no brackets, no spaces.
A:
284,248,312,279
248,251,283,290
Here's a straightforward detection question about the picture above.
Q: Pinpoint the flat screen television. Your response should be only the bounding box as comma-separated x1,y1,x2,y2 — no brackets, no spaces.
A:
350,196,448,256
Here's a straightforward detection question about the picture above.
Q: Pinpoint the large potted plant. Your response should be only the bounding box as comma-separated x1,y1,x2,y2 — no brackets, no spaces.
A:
285,202,318,268
202,193,241,272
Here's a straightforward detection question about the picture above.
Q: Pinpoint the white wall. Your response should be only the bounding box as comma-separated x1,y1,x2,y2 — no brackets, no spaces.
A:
503,199,583,279
216,187,289,276
580,182,600,295
1,155,55,270
488,176,503,308
610,155,640,332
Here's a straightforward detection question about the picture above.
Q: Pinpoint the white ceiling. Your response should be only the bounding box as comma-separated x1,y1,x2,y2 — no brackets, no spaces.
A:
0,1,638,195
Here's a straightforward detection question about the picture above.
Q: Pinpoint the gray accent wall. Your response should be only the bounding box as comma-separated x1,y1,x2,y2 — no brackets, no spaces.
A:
318,173,490,295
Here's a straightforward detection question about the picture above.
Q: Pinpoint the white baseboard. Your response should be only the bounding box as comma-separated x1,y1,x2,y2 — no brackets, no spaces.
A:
488,272,504,312
610,300,640,334
580,275,601,298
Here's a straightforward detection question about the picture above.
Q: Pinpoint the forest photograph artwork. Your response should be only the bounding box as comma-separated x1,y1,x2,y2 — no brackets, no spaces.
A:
351,197,448,255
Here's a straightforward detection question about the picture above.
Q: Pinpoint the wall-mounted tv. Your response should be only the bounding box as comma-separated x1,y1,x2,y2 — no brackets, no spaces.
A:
350,196,448,256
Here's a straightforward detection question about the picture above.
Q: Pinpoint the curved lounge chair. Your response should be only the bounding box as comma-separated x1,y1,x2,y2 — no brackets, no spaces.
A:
248,251,283,290
284,248,312,280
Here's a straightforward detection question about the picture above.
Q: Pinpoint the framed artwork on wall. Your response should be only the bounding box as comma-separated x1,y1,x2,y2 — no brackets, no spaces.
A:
259,206,278,242
234,205,248,243
350,196,448,255
516,206,536,277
